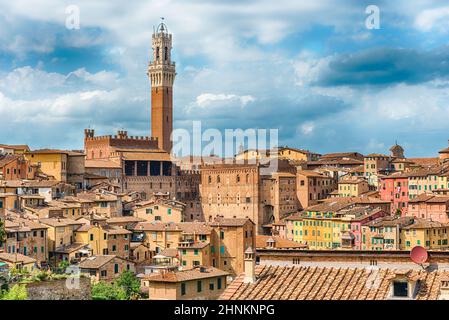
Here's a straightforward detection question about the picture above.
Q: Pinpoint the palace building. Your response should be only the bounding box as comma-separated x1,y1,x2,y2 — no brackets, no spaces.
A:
83,22,202,221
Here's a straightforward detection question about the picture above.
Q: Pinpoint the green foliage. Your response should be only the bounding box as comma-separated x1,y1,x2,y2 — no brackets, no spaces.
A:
91,281,127,300
57,261,70,273
116,270,141,300
395,208,402,216
1,284,27,300
0,220,6,245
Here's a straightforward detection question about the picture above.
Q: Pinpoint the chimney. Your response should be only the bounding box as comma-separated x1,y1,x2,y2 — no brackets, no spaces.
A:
439,277,449,300
266,237,276,248
243,246,256,284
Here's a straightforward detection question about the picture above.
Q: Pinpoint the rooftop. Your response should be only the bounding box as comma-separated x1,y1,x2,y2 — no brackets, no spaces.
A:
220,265,448,300
145,267,229,283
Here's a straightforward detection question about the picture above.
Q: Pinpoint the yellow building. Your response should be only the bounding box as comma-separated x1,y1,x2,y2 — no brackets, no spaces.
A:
338,178,369,197
74,223,131,259
144,267,229,300
0,253,36,272
133,199,185,223
25,149,69,182
179,242,210,269
401,219,449,250
296,211,351,250
39,217,84,264
235,146,319,162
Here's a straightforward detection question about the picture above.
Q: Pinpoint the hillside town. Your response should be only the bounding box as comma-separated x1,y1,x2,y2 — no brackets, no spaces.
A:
3,22,449,301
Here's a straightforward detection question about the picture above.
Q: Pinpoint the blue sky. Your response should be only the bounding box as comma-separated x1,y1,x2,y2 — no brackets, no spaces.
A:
2,0,449,157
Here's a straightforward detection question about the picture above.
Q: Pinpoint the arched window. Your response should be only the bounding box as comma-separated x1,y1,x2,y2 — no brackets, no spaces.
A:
156,47,160,60
217,175,221,183
164,46,168,60
246,174,249,183
208,176,212,184
236,175,240,183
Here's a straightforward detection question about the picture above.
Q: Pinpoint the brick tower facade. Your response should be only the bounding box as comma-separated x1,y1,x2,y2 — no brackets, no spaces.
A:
148,22,176,153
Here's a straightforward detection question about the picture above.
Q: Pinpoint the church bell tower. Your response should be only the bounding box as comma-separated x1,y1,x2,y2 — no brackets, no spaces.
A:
148,20,176,153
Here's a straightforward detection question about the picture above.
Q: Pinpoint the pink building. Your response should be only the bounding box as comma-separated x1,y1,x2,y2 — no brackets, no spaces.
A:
349,208,387,250
379,173,409,215
407,194,449,223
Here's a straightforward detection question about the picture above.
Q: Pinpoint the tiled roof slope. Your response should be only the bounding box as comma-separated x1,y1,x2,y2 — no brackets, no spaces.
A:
220,265,448,300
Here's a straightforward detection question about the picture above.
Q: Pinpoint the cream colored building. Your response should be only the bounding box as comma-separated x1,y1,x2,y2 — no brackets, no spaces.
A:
144,267,228,300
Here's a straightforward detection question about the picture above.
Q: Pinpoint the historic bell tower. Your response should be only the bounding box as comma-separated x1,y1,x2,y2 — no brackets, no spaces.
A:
148,20,176,153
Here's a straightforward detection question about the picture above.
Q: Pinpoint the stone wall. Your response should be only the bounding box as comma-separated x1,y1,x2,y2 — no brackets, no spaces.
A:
26,277,91,300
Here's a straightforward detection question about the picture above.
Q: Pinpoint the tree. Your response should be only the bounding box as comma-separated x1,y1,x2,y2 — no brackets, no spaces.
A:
1,284,27,300
0,219,6,247
116,270,141,300
395,208,402,217
91,281,127,300
57,260,70,273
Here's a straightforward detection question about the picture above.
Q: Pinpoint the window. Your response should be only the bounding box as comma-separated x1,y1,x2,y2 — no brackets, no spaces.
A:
197,281,202,292
114,264,119,274
220,246,225,254
167,208,172,215
181,283,186,295
101,270,107,277
112,245,117,252
209,282,214,290
90,234,94,241
392,281,408,297
194,249,199,256
217,278,222,290
146,208,153,214
220,231,224,239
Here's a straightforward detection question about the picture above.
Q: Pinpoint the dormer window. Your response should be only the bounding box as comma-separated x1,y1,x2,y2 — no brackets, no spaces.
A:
393,281,409,298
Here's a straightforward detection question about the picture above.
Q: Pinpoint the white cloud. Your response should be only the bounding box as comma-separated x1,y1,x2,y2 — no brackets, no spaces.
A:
299,122,315,135
415,6,449,32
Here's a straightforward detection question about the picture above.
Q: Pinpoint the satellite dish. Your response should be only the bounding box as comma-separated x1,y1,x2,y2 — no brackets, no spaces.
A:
410,246,429,265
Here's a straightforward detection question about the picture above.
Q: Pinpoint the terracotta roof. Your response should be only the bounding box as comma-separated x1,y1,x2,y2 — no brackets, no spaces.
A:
0,253,36,265
159,248,178,257
408,157,439,167
210,217,253,227
179,242,210,249
365,153,391,158
121,151,171,161
106,216,145,224
79,255,116,269
4,216,47,231
409,194,449,204
364,216,414,228
403,219,448,229
39,217,83,227
132,221,212,234
0,144,30,151
256,236,306,249
85,159,122,169
0,180,62,188
296,170,328,178
54,242,89,254
102,225,132,235
146,267,229,283
0,154,22,167
219,265,448,300
320,152,364,159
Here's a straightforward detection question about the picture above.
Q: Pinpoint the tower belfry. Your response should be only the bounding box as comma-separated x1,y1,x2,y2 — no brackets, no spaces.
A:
148,19,176,153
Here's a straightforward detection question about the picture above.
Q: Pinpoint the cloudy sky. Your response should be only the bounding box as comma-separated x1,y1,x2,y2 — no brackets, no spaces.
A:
2,0,449,157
